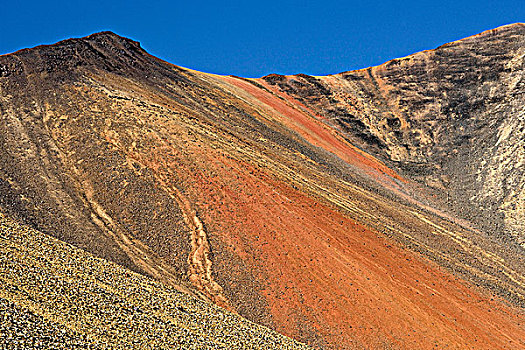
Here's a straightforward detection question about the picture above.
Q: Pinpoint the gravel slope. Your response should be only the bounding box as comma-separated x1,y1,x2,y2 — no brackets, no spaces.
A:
0,212,310,350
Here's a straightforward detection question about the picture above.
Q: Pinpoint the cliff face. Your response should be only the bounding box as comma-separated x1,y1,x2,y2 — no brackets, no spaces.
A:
0,28,524,349
262,23,525,247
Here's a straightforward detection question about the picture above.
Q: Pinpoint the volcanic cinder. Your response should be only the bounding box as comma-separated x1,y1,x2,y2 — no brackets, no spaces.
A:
0,24,524,349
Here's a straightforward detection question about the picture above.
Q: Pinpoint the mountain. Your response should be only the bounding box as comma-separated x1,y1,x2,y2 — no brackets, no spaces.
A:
0,25,523,349
263,23,525,247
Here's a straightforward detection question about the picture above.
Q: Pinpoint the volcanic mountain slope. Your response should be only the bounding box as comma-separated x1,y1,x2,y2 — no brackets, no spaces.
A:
262,23,525,247
0,26,523,349
0,211,310,349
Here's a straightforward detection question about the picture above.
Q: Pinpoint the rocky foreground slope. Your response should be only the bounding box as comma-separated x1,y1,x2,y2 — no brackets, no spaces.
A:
0,25,524,349
0,212,310,349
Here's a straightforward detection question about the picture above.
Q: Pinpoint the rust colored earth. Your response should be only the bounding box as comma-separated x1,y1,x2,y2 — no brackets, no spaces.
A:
165,143,524,349
0,26,524,349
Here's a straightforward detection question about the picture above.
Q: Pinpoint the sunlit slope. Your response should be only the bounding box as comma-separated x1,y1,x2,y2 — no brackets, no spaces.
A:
0,29,523,349
0,212,310,349
260,23,525,248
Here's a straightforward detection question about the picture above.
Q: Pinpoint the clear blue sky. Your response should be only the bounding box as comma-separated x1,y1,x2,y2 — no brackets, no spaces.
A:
1,1,523,77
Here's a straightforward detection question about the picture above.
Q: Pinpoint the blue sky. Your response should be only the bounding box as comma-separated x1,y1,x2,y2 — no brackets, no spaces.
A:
1,1,523,77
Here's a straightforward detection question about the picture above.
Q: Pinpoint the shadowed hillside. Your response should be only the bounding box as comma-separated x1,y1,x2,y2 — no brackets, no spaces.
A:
0,27,524,349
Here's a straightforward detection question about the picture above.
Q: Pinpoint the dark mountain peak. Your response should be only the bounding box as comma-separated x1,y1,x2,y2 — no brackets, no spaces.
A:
84,30,132,39
75,31,142,50
0,31,152,79
0,31,140,60
42,30,145,62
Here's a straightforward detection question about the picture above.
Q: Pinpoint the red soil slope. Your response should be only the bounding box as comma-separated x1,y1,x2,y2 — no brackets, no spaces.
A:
1,30,523,349
170,76,524,349
224,76,405,185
